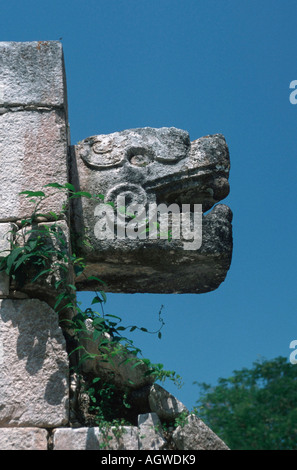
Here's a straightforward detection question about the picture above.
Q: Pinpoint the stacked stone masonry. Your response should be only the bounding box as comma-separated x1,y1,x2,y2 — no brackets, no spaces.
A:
0,412,229,450
0,41,232,450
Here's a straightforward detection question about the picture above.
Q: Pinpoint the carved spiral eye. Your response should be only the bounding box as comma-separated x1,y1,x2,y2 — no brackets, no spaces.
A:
105,183,148,228
106,183,147,208
79,139,124,169
127,147,154,167
92,140,111,155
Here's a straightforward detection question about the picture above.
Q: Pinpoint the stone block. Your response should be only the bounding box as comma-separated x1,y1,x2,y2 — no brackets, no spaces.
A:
79,319,155,391
52,426,139,450
0,110,68,222
0,427,48,450
172,414,229,450
105,426,140,450
0,41,66,108
0,299,69,427
138,412,166,450
0,223,11,254
0,272,9,297
0,223,11,297
70,128,233,294
72,128,229,212
53,427,101,450
148,384,189,421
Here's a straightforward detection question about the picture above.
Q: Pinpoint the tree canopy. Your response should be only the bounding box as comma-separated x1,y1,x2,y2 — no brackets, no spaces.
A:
195,356,297,450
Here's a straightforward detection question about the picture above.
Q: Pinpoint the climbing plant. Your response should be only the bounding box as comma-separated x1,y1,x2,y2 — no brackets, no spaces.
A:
0,183,182,434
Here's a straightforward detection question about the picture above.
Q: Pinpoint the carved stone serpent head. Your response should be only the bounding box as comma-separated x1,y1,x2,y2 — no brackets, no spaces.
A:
70,127,232,294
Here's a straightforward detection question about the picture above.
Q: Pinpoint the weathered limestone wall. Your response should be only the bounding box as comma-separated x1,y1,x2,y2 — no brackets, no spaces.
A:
0,41,69,222
0,411,229,451
0,41,232,450
0,41,71,447
0,299,69,428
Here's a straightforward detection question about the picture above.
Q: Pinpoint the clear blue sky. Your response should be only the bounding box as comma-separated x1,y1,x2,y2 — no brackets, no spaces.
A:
2,0,297,411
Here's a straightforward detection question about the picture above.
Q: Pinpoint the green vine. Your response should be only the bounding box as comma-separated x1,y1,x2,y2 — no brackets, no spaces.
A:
0,183,182,440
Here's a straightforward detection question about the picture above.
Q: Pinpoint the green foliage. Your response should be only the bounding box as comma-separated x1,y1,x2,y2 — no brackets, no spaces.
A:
173,409,189,429
0,223,68,290
194,356,297,450
83,377,131,448
161,409,189,436
0,183,182,433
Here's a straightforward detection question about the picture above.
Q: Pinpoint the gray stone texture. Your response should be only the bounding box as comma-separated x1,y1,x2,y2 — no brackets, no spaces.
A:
52,426,139,450
0,223,11,254
0,224,11,296
138,412,166,450
0,272,9,297
172,414,229,450
148,384,189,421
0,427,48,450
70,128,232,294
0,299,69,427
79,319,155,391
0,110,68,221
0,41,69,223
73,128,229,211
0,41,67,108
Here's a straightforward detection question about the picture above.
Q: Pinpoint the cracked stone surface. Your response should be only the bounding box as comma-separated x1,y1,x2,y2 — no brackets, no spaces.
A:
0,41,69,223
71,128,232,293
78,319,155,391
172,414,230,450
0,41,67,108
52,426,139,450
0,299,69,427
0,110,68,222
148,384,189,422
0,428,48,450
138,412,166,450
